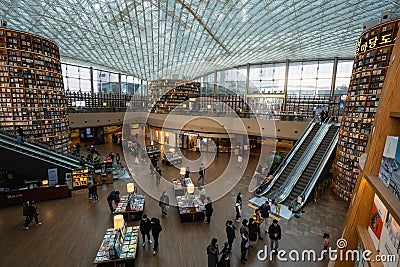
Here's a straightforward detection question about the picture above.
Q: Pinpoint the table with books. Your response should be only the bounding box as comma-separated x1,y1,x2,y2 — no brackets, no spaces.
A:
176,194,206,223
172,179,185,197
114,195,145,222
94,226,139,267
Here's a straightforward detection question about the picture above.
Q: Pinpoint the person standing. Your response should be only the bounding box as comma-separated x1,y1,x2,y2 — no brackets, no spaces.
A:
155,166,162,186
16,126,24,143
248,218,258,248
252,209,263,240
225,220,235,252
259,201,271,233
207,237,219,267
268,219,282,252
185,166,190,178
235,193,242,222
150,217,162,255
159,191,169,216
106,190,120,212
140,214,152,247
240,219,249,264
24,200,42,230
205,197,214,224
197,163,206,185
115,153,121,165
88,180,93,200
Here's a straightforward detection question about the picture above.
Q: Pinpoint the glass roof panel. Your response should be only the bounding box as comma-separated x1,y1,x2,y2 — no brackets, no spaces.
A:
1,0,398,80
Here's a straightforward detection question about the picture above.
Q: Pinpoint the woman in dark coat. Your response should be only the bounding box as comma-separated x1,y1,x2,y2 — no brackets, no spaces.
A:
205,197,214,224
240,219,249,264
248,217,258,248
207,237,219,267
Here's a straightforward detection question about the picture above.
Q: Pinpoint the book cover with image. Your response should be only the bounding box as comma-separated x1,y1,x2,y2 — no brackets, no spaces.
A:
378,136,400,200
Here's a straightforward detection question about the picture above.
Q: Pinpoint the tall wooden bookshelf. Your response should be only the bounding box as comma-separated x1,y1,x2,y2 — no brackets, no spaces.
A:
332,19,400,202
150,81,201,113
0,27,70,151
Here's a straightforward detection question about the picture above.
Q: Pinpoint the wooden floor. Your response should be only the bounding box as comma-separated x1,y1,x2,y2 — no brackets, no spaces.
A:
0,143,348,267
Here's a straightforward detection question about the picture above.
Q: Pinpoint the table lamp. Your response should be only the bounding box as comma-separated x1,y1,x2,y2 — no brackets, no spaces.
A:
180,167,186,176
127,183,135,194
113,214,124,229
187,183,195,194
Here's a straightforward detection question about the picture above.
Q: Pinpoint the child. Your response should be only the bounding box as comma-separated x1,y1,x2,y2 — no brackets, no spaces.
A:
323,233,330,251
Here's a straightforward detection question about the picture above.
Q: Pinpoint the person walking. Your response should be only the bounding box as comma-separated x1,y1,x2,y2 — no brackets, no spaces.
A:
115,153,121,165
240,219,249,264
205,197,214,224
253,208,263,240
235,193,242,222
91,181,98,201
323,233,330,251
197,163,206,185
159,191,169,216
259,201,271,233
106,190,120,212
24,200,42,230
155,166,162,186
268,219,282,252
150,217,162,255
225,220,235,252
207,237,219,267
140,214,152,247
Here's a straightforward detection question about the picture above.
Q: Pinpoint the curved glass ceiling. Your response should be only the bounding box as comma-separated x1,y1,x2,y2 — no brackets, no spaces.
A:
0,0,398,80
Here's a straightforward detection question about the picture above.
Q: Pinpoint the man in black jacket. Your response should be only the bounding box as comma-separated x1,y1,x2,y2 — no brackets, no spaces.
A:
140,214,152,247
268,219,282,252
205,197,214,224
225,220,235,252
151,217,162,255
259,201,271,233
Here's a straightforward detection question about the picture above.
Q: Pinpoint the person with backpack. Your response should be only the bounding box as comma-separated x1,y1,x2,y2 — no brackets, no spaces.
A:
24,200,42,230
207,237,219,267
140,214,152,247
150,217,162,255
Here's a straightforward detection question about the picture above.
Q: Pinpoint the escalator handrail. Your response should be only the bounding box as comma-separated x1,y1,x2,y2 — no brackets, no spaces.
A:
269,123,331,203
288,126,339,211
0,130,80,164
255,116,318,196
0,142,75,170
0,138,82,169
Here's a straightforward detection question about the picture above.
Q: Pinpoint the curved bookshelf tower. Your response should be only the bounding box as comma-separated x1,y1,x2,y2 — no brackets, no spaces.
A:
0,27,70,151
333,19,400,202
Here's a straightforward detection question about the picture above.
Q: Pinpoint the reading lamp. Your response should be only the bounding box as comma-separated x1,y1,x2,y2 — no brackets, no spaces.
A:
127,183,135,194
113,214,124,229
187,183,195,206
180,167,186,176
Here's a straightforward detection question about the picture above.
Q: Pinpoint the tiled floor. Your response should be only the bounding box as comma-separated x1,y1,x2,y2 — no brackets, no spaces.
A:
0,142,348,267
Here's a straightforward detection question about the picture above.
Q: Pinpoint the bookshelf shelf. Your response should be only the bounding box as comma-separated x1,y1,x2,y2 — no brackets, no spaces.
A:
0,27,70,151
333,20,399,202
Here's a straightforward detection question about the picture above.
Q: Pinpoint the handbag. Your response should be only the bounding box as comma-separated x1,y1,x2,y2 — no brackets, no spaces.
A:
245,241,250,249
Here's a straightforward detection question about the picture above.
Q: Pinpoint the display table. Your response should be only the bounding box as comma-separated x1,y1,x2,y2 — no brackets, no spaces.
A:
94,226,139,267
176,194,205,223
0,185,69,207
114,195,145,221
172,179,185,197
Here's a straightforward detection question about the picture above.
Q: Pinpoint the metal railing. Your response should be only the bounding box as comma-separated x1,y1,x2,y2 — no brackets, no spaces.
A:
288,125,339,211
268,122,331,203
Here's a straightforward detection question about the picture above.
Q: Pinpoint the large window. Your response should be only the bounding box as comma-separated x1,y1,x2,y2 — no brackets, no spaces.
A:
197,73,215,96
287,61,334,96
334,60,353,96
216,67,247,96
248,63,285,94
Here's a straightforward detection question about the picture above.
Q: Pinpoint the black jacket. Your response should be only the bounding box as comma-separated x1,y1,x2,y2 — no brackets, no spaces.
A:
140,219,151,234
205,203,214,217
259,204,271,218
268,224,281,240
151,219,162,236
226,225,235,241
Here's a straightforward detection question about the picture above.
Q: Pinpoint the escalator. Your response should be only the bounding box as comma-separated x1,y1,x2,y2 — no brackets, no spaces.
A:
0,130,87,181
255,122,321,196
281,124,339,209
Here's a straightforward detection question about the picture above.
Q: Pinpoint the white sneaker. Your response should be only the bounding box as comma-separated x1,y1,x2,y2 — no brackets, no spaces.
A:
152,250,156,255
142,242,146,247
37,222,42,225
149,240,153,244
24,227,29,230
